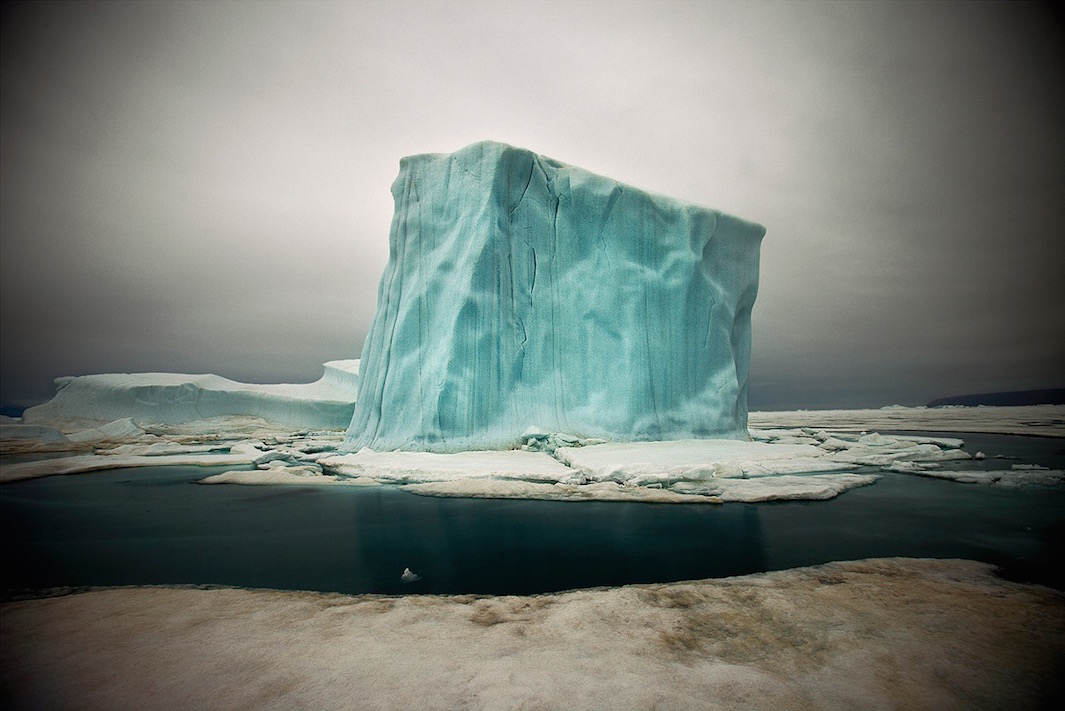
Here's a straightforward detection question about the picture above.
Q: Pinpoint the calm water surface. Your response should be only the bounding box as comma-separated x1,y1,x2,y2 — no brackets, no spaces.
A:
3,432,1063,596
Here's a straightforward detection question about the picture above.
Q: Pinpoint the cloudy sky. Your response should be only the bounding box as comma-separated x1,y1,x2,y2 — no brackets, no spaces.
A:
2,0,1062,411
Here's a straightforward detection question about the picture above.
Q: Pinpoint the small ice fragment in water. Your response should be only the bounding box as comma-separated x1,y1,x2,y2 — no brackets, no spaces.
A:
401,567,421,583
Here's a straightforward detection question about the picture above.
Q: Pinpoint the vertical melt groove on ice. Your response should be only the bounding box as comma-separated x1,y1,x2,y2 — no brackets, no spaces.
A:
344,141,765,453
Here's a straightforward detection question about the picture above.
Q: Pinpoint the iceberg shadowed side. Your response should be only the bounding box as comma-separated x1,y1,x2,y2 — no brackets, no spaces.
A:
345,141,765,452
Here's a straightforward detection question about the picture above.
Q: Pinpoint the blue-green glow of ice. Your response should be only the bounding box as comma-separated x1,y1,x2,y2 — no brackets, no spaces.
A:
345,142,765,452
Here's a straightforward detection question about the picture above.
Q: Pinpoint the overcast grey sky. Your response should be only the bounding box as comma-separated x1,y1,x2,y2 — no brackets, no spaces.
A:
2,0,1062,410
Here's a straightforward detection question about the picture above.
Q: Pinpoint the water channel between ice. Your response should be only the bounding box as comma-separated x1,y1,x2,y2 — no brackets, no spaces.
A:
3,432,1063,597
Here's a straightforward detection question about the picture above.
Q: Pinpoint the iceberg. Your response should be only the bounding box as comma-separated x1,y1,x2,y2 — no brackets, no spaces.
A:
21,360,360,430
345,141,765,452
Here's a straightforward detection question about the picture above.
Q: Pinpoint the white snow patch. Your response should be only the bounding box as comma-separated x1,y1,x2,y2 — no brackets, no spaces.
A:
557,439,851,484
908,468,1065,487
672,473,881,502
405,474,878,503
319,449,579,484
199,467,370,486
65,418,145,443
403,479,725,503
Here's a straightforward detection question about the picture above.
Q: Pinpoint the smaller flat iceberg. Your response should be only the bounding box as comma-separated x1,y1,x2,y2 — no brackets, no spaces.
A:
21,360,360,430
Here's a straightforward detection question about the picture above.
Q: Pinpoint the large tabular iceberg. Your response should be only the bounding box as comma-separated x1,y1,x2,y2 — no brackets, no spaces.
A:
345,141,765,452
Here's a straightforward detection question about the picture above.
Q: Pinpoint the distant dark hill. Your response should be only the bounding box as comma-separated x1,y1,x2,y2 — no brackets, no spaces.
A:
927,389,1065,407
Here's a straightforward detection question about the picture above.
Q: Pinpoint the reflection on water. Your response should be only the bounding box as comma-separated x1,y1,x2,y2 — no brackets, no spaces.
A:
2,432,1063,597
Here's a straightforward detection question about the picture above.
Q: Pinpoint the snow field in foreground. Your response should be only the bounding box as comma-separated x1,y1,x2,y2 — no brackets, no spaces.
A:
3,558,1062,711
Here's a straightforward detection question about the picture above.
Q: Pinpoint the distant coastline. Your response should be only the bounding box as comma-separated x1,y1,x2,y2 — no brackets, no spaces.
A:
927,389,1065,408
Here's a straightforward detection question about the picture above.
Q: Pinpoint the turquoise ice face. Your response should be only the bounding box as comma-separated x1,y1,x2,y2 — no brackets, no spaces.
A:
345,141,765,453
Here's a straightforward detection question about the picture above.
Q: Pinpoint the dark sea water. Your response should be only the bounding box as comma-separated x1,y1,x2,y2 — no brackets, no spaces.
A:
2,432,1063,597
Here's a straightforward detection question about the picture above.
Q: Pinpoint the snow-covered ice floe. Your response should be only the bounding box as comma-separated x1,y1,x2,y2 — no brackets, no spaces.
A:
4,558,1062,710
196,423,1056,502
887,462,1065,487
0,419,341,484
198,436,888,503
4,405,1063,501
0,442,265,484
750,404,1065,438
320,449,579,484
